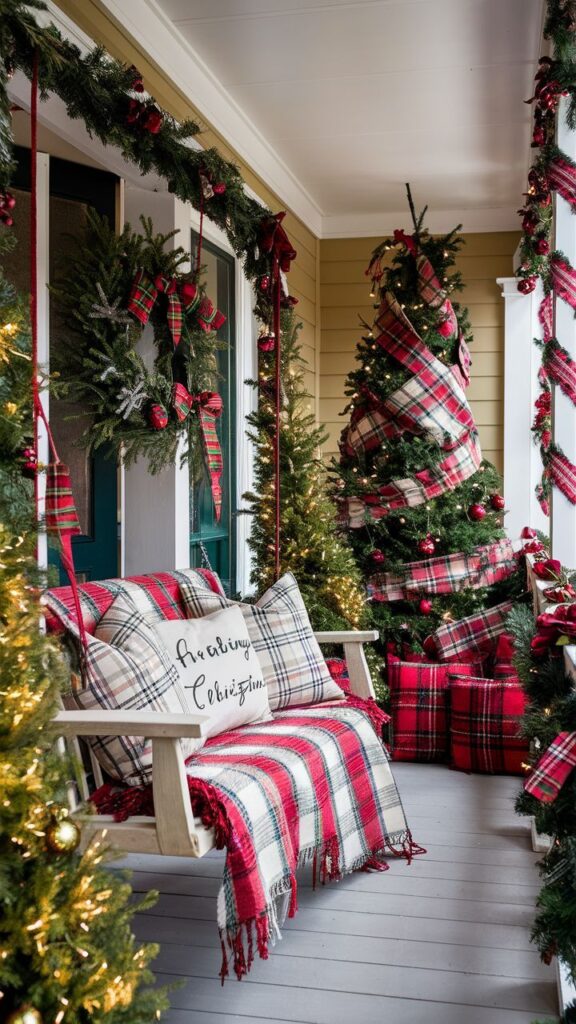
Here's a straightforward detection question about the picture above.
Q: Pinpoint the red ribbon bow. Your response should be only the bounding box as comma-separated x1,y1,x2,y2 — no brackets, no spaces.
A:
259,211,297,273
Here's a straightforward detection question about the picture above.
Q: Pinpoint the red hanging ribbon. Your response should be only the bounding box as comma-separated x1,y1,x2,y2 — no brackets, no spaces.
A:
258,212,297,580
30,52,39,529
194,390,224,524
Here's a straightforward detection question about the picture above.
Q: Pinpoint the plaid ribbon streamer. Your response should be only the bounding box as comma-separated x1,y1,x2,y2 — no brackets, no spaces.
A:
368,539,522,602
44,462,87,649
548,155,576,209
425,600,515,661
539,292,554,344
543,338,576,404
551,255,576,312
548,446,576,504
128,269,187,346
339,429,482,522
195,391,224,522
171,382,194,422
416,254,459,338
524,732,576,803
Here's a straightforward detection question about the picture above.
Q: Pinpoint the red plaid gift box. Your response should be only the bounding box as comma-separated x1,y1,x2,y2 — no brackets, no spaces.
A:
425,600,514,662
387,655,480,763
449,675,528,775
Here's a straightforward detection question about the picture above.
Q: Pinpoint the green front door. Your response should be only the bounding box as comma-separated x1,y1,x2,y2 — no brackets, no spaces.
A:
189,233,236,594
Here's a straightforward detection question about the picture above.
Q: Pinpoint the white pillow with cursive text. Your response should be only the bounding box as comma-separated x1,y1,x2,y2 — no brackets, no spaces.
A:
150,605,272,754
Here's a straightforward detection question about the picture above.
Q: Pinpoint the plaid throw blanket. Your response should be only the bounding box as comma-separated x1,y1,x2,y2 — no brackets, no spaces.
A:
368,538,522,602
93,701,422,981
524,732,576,803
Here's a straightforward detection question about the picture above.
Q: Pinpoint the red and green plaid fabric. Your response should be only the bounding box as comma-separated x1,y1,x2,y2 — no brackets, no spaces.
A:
197,295,226,333
171,382,194,422
368,538,521,602
524,732,576,803
128,268,157,325
44,462,81,537
387,655,479,762
416,254,458,338
449,675,528,775
425,600,515,662
42,568,226,637
197,398,224,523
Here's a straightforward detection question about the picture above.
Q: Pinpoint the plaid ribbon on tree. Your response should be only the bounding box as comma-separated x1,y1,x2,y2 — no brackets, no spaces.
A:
524,732,576,803
195,391,224,522
543,338,576,404
548,154,576,209
338,429,482,522
424,600,515,661
416,254,459,338
368,539,522,602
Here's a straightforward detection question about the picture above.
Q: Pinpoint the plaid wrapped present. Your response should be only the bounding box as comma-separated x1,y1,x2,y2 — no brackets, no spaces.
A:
368,538,521,602
93,701,424,981
387,655,480,762
449,675,528,775
424,600,515,662
524,732,576,803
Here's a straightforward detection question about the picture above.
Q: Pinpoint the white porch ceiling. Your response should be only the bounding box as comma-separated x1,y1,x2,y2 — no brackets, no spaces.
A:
148,0,545,235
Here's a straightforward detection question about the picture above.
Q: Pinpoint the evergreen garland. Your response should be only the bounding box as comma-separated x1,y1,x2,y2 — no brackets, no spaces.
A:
0,0,292,329
0,236,168,1022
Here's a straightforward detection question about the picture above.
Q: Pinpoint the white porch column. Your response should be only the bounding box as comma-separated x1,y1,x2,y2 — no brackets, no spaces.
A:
552,96,576,567
498,276,548,539
122,187,191,576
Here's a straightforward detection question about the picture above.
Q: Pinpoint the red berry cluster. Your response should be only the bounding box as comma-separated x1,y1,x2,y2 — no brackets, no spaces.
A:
0,190,16,227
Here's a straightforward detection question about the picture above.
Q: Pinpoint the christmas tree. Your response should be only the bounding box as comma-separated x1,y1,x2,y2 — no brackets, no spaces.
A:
0,238,168,1023
244,311,368,635
333,189,522,653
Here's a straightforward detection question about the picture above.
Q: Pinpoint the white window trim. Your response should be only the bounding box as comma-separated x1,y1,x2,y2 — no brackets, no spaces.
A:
188,209,258,596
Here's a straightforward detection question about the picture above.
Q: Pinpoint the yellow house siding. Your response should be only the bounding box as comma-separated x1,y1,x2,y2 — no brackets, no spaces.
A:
54,0,320,412
319,232,519,478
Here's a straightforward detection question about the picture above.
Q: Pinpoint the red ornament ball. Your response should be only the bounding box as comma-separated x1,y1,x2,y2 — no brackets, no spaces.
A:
259,274,271,293
257,333,276,352
21,446,37,479
212,183,227,195
417,535,436,556
369,549,386,566
142,108,163,134
517,276,537,295
419,598,433,615
533,237,550,256
489,493,505,511
436,317,453,338
148,403,168,430
468,502,486,521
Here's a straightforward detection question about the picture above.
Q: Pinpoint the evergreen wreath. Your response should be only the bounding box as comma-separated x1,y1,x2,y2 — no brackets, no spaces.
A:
53,213,223,477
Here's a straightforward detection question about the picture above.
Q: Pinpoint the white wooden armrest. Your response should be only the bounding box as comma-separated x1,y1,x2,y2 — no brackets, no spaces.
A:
53,710,208,739
314,629,379,700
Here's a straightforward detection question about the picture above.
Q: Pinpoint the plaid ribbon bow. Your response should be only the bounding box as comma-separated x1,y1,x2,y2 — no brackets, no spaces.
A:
128,271,226,346
524,732,576,804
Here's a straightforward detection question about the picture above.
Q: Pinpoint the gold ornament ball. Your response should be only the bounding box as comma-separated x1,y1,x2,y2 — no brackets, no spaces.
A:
45,816,81,854
7,1008,43,1024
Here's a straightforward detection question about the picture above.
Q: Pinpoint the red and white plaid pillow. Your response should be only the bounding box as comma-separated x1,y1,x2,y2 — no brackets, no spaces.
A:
63,592,196,786
387,655,480,762
448,675,528,775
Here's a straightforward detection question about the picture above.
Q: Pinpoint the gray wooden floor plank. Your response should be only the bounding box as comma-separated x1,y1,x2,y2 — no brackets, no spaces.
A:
125,762,558,1023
